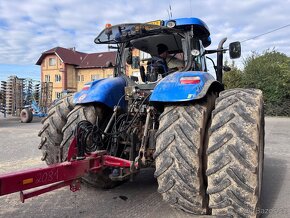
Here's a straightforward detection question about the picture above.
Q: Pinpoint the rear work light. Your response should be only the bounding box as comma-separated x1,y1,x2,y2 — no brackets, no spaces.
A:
105,23,112,28
179,76,201,84
166,20,176,28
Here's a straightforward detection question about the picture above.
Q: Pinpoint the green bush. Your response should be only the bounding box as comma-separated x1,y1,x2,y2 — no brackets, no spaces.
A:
223,61,244,89
223,50,290,116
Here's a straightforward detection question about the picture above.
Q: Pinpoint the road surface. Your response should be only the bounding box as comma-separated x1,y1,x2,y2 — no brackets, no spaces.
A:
0,116,289,218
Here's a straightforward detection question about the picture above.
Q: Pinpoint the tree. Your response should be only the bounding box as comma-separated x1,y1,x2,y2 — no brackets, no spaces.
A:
223,60,244,89
243,50,290,116
223,50,290,116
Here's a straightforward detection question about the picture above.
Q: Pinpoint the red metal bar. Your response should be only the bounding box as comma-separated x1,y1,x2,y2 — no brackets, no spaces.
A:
0,158,94,196
67,137,78,161
103,155,134,168
0,151,137,201
20,180,73,203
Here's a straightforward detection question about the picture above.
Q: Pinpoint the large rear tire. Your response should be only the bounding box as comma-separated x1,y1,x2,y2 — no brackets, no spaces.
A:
206,88,264,217
38,95,74,164
60,104,115,188
154,94,216,214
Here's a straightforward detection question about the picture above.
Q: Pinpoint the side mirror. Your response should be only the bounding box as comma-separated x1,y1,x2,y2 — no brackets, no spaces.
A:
229,41,241,59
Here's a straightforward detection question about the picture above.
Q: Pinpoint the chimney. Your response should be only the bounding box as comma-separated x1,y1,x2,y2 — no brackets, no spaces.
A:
68,47,76,52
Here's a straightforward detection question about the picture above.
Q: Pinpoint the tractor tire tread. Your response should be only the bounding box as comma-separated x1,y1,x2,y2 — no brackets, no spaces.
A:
38,95,74,164
206,88,264,217
155,93,216,214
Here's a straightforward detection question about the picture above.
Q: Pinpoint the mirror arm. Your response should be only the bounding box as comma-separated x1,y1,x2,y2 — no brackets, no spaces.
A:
205,50,217,54
204,48,228,55
108,45,119,49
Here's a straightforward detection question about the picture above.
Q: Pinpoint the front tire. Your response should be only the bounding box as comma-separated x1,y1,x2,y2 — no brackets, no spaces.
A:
38,95,74,164
154,94,216,214
206,88,264,217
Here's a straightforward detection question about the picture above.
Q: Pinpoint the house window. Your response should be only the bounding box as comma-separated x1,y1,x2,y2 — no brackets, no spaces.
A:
55,92,62,99
132,56,140,69
140,51,151,61
49,58,56,66
91,75,99,81
55,74,61,82
77,75,84,82
45,75,50,82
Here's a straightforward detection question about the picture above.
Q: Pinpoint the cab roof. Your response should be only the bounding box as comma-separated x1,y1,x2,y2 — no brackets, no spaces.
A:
95,17,211,47
163,17,211,47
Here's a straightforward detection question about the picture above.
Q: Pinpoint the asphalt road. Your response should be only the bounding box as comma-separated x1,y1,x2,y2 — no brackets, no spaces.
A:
0,116,289,218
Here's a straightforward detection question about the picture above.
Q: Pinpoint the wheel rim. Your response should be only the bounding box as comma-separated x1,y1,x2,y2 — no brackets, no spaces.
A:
21,111,27,118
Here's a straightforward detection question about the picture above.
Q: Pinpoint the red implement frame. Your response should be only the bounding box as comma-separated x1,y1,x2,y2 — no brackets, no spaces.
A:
0,138,137,202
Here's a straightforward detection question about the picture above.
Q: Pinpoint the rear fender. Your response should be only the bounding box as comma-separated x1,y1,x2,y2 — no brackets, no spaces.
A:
73,77,127,110
149,71,223,103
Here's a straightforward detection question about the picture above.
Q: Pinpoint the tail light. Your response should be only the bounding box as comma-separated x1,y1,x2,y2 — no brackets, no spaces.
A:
82,84,90,90
180,76,201,84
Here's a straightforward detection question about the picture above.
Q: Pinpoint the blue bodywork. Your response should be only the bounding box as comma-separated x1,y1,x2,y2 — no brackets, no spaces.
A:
163,17,211,47
29,100,47,117
75,73,218,107
77,17,217,107
150,72,218,102
163,17,209,32
73,77,127,110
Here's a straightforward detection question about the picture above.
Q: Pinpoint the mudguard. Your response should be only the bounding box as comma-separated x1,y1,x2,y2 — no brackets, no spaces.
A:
150,71,223,103
73,77,127,109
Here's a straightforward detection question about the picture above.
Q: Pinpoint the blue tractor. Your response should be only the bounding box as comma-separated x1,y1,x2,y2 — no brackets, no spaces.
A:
39,18,264,217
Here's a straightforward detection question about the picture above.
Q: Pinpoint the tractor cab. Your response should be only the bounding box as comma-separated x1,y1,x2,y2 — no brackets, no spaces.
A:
74,17,241,107
95,18,212,83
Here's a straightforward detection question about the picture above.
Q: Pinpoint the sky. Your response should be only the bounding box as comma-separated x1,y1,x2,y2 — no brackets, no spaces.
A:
0,0,290,81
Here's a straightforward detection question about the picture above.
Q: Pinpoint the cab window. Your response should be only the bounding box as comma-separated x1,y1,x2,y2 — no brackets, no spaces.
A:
191,39,206,71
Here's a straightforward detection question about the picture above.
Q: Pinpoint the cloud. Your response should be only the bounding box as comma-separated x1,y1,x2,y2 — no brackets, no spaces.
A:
0,0,290,80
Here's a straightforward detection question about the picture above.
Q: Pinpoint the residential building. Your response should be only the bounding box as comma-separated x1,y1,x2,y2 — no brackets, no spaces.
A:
36,47,117,100
126,49,141,77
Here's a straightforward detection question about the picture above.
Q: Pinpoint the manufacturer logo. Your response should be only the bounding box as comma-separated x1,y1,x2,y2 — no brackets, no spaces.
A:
78,94,87,102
